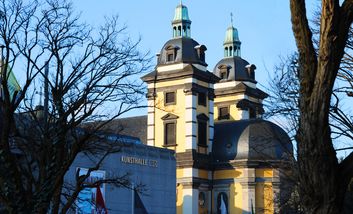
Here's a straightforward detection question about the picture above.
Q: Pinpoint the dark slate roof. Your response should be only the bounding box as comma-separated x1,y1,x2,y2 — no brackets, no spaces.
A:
215,82,268,99
158,37,207,66
100,115,147,145
141,64,220,84
213,56,255,82
212,119,292,162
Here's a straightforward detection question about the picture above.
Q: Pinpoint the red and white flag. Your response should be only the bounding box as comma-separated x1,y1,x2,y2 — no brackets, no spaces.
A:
95,186,108,214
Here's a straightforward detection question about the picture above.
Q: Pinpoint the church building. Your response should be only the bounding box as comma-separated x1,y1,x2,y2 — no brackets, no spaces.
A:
141,3,293,214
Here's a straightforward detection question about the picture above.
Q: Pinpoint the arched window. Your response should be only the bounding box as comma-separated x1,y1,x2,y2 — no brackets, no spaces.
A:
182,25,186,36
178,26,181,36
224,47,228,57
229,46,233,57
217,192,228,214
199,192,206,207
173,27,177,37
187,26,191,37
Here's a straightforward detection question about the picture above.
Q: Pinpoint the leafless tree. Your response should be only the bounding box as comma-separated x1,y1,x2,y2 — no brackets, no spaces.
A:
265,0,353,213
0,0,150,213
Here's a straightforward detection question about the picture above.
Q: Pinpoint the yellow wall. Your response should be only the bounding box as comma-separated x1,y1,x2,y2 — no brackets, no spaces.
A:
153,87,186,153
151,78,213,153
255,182,274,214
214,103,245,122
177,184,183,214
214,95,245,103
177,169,183,179
229,183,243,214
256,169,273,178
213,94,246,122
214,169,243,179
198,170,209,179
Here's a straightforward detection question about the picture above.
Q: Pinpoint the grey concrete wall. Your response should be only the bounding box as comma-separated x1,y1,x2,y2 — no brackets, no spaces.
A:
65,142,176,214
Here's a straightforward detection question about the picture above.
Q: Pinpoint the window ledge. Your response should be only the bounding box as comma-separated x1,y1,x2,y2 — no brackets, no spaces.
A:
163,144,178,147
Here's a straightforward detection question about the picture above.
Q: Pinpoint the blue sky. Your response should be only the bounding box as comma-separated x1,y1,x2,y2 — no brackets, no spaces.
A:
73,0,317,76
73,0,318,117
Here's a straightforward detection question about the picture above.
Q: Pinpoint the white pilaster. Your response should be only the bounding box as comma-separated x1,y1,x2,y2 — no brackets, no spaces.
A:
241,168,256,214
182,188,199,214
241,110,249,120
185,94,197,150
147,99,155,146
208,99,214,153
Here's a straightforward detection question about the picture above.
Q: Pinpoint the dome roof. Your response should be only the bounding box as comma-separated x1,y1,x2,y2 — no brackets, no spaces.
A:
213,56,255,82
173,4,190,23
224,26,240,44
158,37,207,66
212,119,293,162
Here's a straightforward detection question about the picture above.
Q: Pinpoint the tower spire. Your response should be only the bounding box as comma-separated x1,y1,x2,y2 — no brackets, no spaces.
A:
172,2,191,38
223,14,241,58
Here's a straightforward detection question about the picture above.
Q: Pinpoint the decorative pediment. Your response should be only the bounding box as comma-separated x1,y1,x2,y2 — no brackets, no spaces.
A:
165,44,180,51
194,44,207,51
197,113,209,121
161,113,179,121
218,64,232,70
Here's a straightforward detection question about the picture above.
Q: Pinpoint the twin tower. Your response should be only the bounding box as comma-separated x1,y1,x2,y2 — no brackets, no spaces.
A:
142,3,291,214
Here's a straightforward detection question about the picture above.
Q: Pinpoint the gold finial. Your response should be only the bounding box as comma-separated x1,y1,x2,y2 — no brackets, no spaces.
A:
231,12,234,27
180,0,182,5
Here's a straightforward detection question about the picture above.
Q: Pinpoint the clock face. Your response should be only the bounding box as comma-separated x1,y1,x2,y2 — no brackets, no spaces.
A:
199,192,206,206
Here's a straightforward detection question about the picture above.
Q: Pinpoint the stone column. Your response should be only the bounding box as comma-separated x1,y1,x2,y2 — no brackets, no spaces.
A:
182,183,199,214
208,84,215,153
184,92,197,150
241,168,256,214
147,95,155,146
272,168,281,213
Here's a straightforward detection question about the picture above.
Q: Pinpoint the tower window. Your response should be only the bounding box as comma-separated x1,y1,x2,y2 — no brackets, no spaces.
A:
165,91,176,105
164,122,176,146
199,192,206,207
218,106,230,120
198,121,207,146
220,71,227,80
167,53,174,62
249,108,256,119
218,64,230,81
178,26,181,36
198,92,207,106
200,51,205,62
217,192,228,214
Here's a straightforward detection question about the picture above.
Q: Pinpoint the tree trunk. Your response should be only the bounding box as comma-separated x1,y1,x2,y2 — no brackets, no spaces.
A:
290,0,353,213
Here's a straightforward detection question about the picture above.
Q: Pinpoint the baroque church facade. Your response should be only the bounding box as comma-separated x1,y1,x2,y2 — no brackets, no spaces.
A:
141,3,293,214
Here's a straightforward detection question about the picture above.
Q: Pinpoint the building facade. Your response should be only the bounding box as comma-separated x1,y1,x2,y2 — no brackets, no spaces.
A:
142,3,293,214
66,137,176,214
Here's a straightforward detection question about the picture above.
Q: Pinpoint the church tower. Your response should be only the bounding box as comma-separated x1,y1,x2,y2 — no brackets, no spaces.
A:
141,3,219,214
213,20,268,122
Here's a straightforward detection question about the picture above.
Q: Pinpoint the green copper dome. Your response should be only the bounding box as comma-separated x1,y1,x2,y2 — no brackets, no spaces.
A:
223,24,241,57
224,26,240,44
173,4,190,22
172,3,192,38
